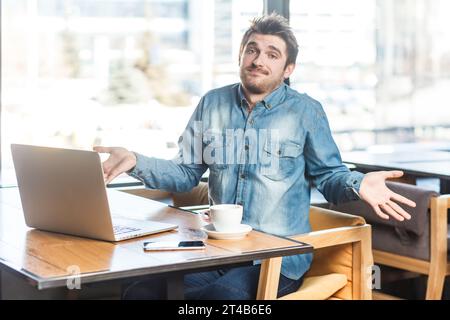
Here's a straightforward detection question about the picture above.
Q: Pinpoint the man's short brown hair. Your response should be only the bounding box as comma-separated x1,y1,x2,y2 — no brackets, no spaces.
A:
239,13,299,68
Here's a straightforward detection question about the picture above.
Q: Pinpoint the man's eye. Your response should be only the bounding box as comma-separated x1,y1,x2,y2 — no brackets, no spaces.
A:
268,54,278,59
246,48,255,54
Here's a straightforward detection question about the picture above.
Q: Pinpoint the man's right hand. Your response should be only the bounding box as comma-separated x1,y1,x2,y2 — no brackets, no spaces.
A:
93,146,137,184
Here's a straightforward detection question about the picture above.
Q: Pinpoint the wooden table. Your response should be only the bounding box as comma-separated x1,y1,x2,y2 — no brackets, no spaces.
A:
0,187,311,300
342,150,450,193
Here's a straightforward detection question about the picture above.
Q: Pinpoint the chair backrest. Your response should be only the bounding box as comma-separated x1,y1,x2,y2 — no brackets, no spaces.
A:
331,181,439,260
309,206,366,231
305,206,368,300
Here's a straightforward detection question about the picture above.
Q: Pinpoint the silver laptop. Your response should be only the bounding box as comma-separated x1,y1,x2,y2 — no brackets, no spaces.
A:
11,144,178,242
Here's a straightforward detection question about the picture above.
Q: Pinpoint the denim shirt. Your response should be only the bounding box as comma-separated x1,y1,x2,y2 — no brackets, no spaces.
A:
129,83,365,280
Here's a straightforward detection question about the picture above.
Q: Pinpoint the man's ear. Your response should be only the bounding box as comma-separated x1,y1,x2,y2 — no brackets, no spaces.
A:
284,63,295,79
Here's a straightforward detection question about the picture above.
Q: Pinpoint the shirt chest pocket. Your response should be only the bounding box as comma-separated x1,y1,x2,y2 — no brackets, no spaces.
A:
261,142,303,181
203,140,230,170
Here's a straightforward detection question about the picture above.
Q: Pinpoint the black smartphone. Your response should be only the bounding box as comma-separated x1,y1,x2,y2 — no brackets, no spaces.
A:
143,240,206,251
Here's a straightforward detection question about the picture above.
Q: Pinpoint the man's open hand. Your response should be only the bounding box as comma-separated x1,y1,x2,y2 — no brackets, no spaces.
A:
93,146,137,184
359,170,416,221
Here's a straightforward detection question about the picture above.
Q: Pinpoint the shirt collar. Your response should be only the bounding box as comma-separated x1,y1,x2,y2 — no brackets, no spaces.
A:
237,82,287,110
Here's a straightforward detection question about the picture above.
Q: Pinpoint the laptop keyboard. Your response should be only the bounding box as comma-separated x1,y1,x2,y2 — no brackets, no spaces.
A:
113,225,141,235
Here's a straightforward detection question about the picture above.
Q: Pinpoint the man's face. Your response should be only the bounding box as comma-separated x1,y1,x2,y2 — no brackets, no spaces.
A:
239,33,295,95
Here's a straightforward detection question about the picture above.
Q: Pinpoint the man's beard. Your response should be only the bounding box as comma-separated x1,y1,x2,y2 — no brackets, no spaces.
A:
240,67,283,95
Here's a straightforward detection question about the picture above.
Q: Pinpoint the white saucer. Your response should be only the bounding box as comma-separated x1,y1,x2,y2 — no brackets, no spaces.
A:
201,224,252,240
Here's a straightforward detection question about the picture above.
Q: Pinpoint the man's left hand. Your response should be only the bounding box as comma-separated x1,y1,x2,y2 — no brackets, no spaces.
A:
359,170,416,221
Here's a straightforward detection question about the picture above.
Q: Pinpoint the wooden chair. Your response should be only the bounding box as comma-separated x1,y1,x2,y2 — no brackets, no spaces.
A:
122,184,373,300
331,181,450,300
272,206,372,300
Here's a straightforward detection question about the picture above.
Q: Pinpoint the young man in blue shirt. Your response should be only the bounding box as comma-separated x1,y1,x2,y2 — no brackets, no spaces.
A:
94,14,415,299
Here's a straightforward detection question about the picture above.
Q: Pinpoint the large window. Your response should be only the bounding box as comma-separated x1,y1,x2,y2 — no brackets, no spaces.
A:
290,0,450,151
1,0,263,171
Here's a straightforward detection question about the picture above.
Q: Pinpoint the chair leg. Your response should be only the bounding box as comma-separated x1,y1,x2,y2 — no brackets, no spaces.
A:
426,196,448,300
425,269,446,300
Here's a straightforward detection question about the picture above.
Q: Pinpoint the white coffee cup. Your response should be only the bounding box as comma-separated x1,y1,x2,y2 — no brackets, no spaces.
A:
209,204,243,232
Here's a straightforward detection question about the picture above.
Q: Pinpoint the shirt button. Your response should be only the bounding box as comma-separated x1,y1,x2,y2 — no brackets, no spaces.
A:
240,174,245,179
249,119,254,125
